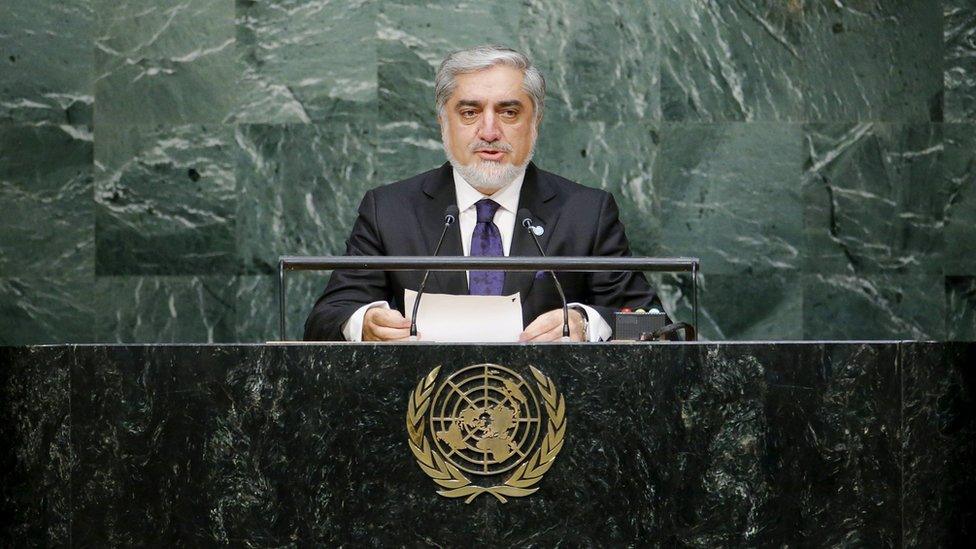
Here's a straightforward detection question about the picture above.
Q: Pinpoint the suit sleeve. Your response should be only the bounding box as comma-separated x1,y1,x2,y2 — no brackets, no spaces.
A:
303,190,392,341
586,192,663,330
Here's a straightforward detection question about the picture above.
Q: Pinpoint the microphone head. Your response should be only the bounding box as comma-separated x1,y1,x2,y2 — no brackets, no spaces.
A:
517,208,533,229
444,204,460,224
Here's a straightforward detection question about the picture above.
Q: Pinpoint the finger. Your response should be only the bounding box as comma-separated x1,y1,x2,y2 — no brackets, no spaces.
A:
520,313,560,341
373,310,411,328
519,314,559,341
371,325,411,340
519,310,561,341
524,323,563,342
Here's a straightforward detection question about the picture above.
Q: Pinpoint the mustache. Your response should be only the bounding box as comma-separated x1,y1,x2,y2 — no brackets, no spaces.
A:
468,141,513,153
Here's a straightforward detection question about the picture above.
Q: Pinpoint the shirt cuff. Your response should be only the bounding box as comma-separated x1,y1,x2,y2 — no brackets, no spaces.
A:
341,301,391,342
568,302,612,342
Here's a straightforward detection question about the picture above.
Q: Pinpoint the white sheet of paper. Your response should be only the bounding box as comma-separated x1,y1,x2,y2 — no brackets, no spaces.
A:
404,289,523,342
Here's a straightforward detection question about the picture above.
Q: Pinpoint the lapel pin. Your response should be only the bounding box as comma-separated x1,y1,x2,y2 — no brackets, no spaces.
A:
531,225,544,236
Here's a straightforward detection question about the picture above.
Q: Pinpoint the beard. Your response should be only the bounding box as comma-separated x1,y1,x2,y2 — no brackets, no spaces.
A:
442,126,535,193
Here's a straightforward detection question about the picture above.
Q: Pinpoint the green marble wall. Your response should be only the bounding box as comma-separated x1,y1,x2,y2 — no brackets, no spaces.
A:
1,0,974,344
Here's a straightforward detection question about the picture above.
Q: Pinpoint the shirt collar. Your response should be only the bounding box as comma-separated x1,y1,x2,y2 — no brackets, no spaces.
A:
452,167,526,214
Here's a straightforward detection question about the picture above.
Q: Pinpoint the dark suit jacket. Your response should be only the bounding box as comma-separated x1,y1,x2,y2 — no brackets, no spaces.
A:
303,162,660,341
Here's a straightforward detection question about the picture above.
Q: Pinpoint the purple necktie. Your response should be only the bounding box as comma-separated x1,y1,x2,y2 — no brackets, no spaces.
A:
469,199,505,295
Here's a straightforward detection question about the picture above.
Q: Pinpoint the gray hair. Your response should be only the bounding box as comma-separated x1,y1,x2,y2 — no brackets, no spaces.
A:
434,45,546,122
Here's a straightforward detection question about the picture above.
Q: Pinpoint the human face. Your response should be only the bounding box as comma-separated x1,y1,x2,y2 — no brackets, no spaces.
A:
439,65,538,191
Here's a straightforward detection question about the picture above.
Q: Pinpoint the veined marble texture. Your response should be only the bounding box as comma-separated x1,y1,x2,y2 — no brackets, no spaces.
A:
0,347,71,546
234,0,377,124
901,342,976,545
235,122,377,274
5,342,970,544
804,272,945,340
0,0,94,125
656,122,803,274
653,271,803,341
2,0,976,344
661,0,942,122
519,0,659,123
236,273,326,342
945,0,976,121
947,276,976,341
0,276,95,345
93,276,236,343
93,0,237,125
803,123,945,275
94,124,236,275
945,123,976,275
0,124,94,278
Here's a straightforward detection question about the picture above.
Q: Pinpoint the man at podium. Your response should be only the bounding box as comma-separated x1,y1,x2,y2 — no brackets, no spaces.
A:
304,45,660,342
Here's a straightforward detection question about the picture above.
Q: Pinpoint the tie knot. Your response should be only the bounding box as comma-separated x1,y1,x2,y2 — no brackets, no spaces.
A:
475,199,501,223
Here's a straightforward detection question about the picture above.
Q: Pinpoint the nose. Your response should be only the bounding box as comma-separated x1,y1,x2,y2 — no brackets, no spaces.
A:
477,111,501,142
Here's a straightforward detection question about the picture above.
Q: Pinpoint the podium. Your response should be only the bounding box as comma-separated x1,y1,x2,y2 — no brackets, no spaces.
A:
1,342,973,545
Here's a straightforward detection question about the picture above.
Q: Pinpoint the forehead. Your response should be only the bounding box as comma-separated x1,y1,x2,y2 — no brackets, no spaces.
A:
450,64,530,105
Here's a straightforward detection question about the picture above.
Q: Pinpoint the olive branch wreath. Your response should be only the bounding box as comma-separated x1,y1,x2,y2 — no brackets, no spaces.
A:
405,365,566,504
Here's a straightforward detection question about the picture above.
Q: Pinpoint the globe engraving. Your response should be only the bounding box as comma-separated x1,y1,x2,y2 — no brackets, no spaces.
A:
429,364,542,476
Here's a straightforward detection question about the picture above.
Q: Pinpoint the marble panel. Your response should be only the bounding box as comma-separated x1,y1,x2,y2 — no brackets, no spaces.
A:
235,273,326,342
376,1,520,183
70,345,235,545
945,0,976,121
659,0,804,121
0,0,94,124
93,0,237,125
0,347,71,546
92,276,236,343
0,276,95,345
519,0,658,123
0,123,94,277
233,0,377,124
661,1,942,122
656,123,803,274
693,343,900,545
902,342,976,545
94,124,236,275
802,273,945,340
799,1,942,122
234,123,377,275
759,343,900,544
803,123,945,274
650,271,802,341
532,118,660,254
944,123,976,275
946,276,976,341
61,343,906,544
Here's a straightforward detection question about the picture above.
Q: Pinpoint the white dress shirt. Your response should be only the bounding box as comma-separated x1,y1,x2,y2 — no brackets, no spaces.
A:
341,168,612,342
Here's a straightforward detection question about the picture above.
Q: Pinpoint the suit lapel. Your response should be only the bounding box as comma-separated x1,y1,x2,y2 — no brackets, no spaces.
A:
416,163,468,294
503,163,561,300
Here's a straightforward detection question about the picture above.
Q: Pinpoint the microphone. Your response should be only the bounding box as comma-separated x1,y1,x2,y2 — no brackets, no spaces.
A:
517,208,571,340
410,205,459,338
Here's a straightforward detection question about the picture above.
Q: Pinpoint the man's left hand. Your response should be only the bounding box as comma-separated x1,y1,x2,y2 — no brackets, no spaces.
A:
519,308,586,342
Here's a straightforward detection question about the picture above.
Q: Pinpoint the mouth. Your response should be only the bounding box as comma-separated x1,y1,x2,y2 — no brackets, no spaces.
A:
475,150,507,161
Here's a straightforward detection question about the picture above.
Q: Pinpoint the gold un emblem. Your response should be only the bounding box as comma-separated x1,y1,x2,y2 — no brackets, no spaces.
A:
406,364,566,503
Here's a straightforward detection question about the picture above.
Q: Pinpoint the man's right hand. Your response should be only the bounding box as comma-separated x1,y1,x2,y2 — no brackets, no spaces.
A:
362,307,413,341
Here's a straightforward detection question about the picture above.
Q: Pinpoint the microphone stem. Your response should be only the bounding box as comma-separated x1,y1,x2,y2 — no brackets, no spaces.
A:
411,218,453,337
525,225,571,339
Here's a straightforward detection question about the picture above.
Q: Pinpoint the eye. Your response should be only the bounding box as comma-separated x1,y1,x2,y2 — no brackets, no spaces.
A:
501,109,518,119
460,110,477,119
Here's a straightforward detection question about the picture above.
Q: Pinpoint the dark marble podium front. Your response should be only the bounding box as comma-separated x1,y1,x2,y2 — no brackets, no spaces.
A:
1,342,973,546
